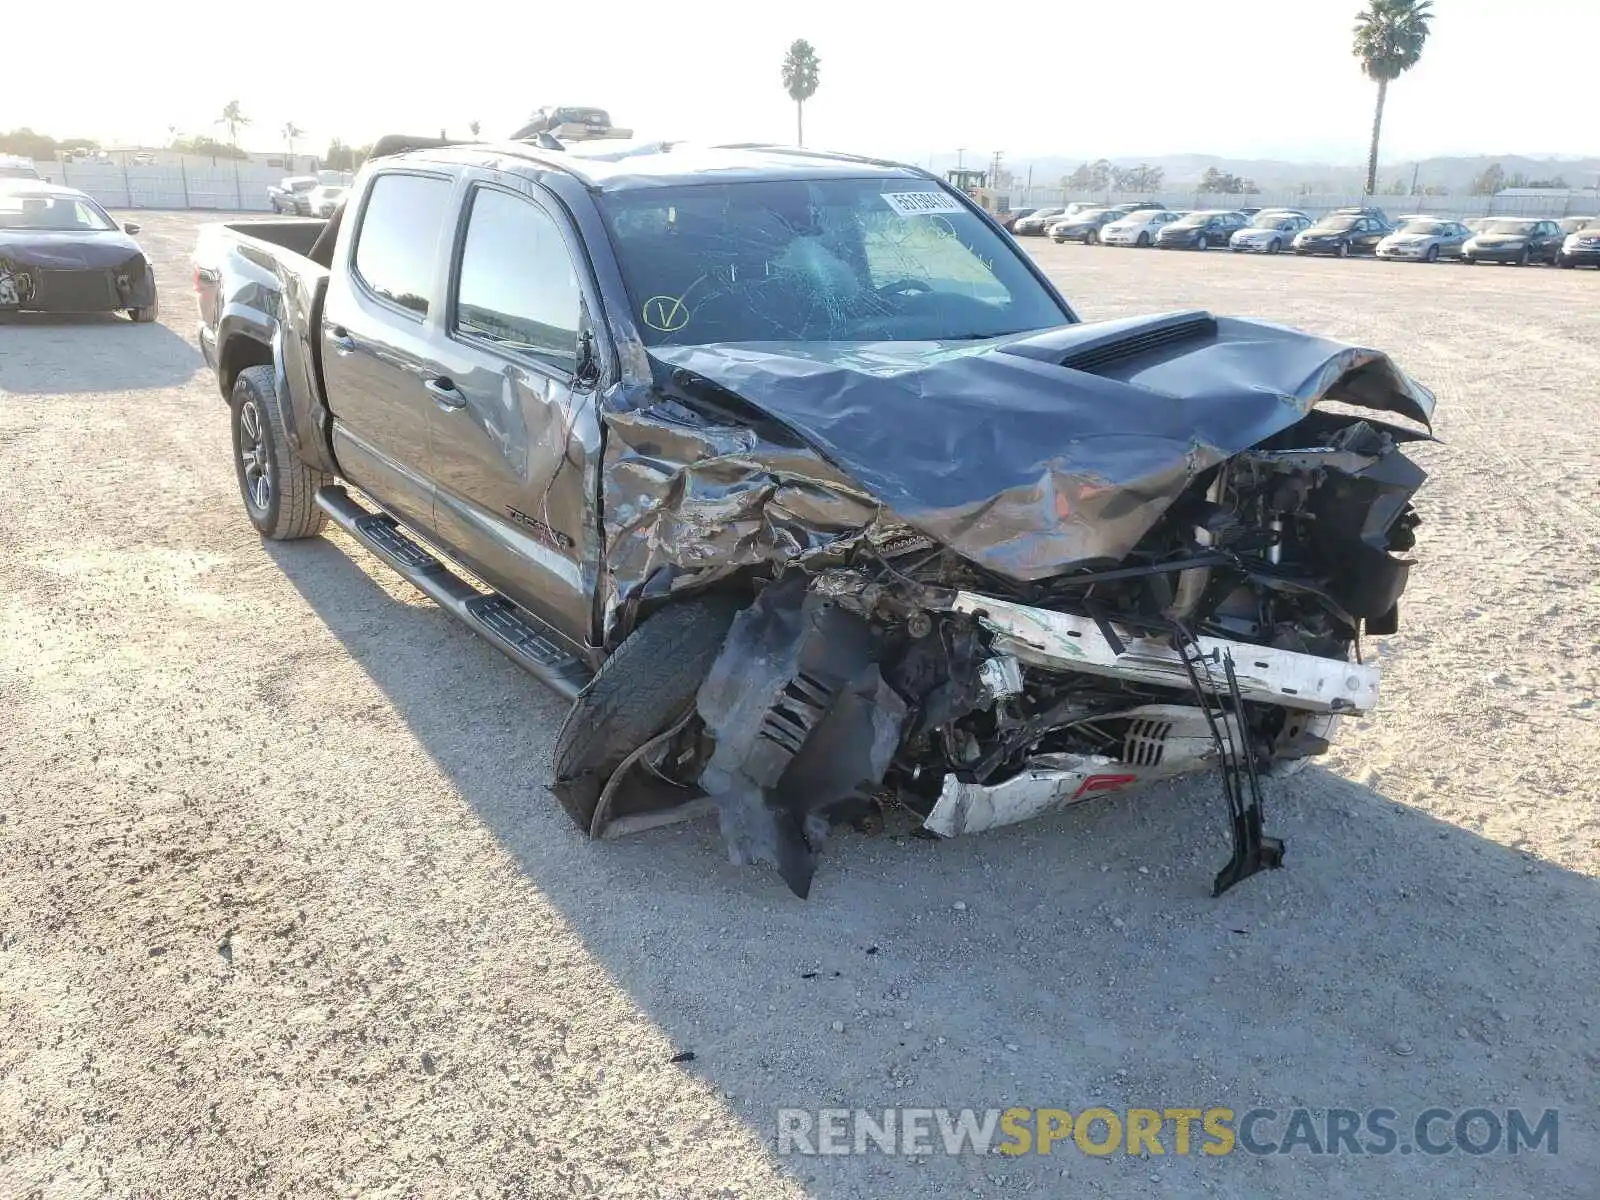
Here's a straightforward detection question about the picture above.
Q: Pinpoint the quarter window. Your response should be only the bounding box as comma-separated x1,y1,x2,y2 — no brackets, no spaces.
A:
454,187,582,372
352,173,452,317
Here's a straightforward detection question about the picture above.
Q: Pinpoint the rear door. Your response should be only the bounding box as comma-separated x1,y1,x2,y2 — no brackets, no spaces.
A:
321,169,456,533
423,176,606,645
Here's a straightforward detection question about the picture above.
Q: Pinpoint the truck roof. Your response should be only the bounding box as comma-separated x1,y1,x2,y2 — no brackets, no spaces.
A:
382,140,928,193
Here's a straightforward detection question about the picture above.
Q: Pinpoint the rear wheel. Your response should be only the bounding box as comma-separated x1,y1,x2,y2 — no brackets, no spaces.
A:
550,595,745,832
230,364,330,540
1085,228,1099,245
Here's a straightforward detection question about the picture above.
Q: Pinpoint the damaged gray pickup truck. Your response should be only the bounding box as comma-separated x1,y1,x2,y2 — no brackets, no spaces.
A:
194,137,1433,898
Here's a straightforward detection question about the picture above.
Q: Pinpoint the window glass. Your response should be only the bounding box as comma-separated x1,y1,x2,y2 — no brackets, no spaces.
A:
599,178,1064,346
352,173,452,316
454,188,582,370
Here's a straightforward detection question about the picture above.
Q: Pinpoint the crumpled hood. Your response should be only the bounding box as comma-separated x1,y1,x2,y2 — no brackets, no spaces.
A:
646,312,1434,580
0,230,145,270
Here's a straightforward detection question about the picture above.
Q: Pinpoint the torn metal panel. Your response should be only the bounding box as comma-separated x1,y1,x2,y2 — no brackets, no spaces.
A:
924,705,1241,837
949,592,1379,714
642,312,1432,583
599,394,886,638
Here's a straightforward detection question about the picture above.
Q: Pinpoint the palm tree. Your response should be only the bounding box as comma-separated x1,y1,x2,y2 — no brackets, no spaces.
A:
282,122,304,163
217,100,250,154
781,39,821,147
1352,0,1434,196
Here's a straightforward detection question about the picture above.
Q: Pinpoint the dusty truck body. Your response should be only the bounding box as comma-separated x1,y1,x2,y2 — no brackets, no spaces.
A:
193,138,1434,898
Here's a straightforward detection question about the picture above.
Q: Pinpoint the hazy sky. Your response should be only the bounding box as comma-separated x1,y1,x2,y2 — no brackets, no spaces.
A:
10,0,1596,165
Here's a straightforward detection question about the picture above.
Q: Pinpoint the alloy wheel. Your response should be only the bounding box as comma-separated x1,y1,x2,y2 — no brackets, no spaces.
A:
238,399,271,513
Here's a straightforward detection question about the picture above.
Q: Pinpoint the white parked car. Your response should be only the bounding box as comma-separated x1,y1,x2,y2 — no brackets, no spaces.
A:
307,185,347,218
1230,211,1312,254
1101,209,1181,247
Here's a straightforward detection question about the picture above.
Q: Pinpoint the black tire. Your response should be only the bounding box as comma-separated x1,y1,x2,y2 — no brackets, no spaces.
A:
550,594,745,832
230,364,330,540
1085,229,1098,245
1558,257,1574,269
1425,244,1439,263
1337,240,1350,258
1516,247,1530,266
130,290,159,323
1269,239,1282,254
1136,231,1150,247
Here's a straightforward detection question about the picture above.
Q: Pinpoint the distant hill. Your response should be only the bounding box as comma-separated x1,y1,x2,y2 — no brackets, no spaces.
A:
931,152,1600,195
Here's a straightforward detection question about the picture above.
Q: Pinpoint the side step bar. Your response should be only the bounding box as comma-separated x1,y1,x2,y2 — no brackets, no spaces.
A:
316,486,593,701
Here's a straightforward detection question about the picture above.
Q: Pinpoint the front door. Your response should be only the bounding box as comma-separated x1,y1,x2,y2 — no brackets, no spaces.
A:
321,169,456,534
424,179,605,646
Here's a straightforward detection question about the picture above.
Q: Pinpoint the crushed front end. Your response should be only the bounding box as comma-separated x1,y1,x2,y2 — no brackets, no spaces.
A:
598,314,1434,897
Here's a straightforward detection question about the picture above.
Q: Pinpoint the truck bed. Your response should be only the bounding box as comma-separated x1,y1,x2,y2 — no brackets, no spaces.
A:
195,216,338,475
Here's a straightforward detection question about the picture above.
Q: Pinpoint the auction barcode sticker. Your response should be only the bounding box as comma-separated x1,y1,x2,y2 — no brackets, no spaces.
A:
881,191,967,217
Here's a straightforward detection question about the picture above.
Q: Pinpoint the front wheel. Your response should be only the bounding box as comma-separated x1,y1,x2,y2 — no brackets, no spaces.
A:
1193,237,1207,252
1085,229,1099,245
1558,256,1575,269
1425,244,1439,263
551,595,744,832
129,290,159,323
1337,241,1350,258
1136,231,1150,248
230,364,330,540
1268,239,1282,254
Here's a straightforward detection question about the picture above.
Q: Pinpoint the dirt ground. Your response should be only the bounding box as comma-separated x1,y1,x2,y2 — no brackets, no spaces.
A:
2,212,1596,1199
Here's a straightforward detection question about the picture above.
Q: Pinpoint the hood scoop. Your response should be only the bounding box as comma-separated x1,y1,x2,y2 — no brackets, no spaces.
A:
1000,310,1219,375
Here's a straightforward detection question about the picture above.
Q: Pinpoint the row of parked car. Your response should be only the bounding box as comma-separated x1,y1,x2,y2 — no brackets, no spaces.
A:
1008,203,1600,268
266,174,352,219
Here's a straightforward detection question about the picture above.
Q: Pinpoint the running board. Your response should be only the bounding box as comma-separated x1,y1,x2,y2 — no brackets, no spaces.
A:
315,486,592,700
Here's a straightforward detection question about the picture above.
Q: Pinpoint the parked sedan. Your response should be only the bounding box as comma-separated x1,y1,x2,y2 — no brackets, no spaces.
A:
1012,208,1069,236
1292,213,1388,257
1376,218,1473,263
1557,222,1600,268
268,176,318,214
997,208,1037,232
1155,209,1248,250
306,185,347,218
1101,209,1181,247
0,182,158,321
1557,215,1598,237
1462,218,1565,265
1050,208,1122,244
1229,210,1311,254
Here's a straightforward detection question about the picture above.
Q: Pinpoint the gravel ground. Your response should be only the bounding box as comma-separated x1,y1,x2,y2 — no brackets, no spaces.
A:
2,213,1596,1199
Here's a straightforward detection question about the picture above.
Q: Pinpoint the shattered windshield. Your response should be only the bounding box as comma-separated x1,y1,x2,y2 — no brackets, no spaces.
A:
0,194,116,232
599,178,1067,345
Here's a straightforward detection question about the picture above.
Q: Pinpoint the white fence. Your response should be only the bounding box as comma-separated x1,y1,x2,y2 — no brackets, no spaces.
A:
1010,187,1600,219
35,162,285,211
22,162,1600,219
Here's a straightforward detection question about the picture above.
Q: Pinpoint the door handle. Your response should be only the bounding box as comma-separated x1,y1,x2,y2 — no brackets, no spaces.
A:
425,376,467,410
326,325,356,353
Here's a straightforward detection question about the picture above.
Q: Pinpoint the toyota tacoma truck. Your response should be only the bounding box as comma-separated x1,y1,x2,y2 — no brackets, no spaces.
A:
193,136,1434,898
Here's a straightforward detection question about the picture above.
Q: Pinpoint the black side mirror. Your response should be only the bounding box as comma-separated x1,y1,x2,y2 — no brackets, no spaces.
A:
123,222,141,234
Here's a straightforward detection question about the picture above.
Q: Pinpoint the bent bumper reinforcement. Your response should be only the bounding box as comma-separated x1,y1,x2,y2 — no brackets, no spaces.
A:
950,592,1378,714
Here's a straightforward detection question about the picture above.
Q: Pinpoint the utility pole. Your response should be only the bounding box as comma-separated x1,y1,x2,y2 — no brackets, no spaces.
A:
956,147,965,169
1410,162,1420,196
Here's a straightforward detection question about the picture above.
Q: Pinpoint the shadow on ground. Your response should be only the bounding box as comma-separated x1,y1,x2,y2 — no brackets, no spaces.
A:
0,312,199,394
268,534,1597,1198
